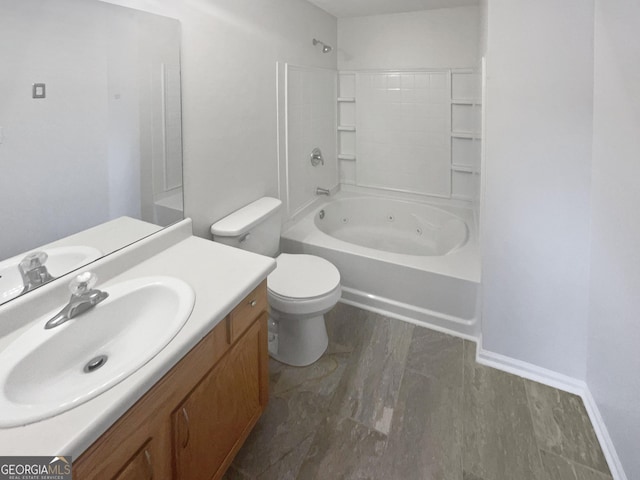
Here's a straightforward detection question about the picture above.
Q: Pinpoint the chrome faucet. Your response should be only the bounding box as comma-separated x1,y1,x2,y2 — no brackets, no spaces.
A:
310,147,324,167
19,251,55,295
45,272,108,329
316,187,330,196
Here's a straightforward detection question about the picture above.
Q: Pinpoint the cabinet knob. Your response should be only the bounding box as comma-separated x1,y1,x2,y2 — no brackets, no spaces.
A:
249,300,257,307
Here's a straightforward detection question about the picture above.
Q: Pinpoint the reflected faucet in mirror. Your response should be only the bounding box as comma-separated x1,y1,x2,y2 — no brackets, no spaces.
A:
19,252,55,295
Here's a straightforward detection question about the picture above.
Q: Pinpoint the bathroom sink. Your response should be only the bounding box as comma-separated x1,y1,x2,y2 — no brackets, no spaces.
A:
0,276,195,427
0,246,103,303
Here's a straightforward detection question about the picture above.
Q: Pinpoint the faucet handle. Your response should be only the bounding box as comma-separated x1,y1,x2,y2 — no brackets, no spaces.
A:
69,272,98,295
19,251,48,274
310,147,324,167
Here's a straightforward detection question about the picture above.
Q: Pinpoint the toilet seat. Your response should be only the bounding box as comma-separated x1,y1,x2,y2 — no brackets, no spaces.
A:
267,253,340,300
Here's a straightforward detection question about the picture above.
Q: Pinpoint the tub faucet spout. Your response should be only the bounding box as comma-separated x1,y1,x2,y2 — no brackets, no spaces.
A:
316,187,330,196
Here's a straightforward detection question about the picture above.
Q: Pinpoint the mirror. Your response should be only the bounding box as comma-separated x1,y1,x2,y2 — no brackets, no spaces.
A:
0,0,183,305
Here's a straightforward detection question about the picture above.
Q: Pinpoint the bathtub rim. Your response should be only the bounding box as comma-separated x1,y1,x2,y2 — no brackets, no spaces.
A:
281,189,480,284
313,193,471,257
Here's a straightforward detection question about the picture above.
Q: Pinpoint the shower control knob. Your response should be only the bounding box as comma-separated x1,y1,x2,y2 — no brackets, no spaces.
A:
310,147,324,167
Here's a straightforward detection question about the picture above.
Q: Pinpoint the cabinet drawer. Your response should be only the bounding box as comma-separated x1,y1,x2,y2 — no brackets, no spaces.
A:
228,281,267,343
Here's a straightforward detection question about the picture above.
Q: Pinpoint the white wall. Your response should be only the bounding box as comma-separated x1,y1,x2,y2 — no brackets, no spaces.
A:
588,1,640,478
478,0,488,58
338,6,480,71
101,0,337,238
482,0,594,379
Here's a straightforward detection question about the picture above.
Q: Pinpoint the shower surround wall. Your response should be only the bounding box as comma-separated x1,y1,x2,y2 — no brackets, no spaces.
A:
284,65,338,217
337,7,481,202
340,70,481,200
355,71,451,196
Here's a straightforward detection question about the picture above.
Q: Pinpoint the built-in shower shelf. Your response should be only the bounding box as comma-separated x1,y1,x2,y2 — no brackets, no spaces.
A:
451,132,481,140
338,72,357,186
451,165,476,173
451,98,481,105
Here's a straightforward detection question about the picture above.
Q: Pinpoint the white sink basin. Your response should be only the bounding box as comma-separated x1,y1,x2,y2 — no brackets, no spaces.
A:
0,246,103,303
0,276,195,427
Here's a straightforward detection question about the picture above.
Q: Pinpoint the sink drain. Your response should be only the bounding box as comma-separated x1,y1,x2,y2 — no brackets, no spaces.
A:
84,355,108,373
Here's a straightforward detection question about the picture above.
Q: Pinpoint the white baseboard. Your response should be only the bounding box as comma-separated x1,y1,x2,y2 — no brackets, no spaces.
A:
475,343,586,395
475,338,628,480
580,388,629,480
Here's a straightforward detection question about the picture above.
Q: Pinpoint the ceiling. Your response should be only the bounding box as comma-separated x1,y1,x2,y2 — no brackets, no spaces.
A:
306,0,480,18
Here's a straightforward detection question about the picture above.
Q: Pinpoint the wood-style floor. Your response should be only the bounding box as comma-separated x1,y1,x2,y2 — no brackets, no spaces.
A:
224,303,612,480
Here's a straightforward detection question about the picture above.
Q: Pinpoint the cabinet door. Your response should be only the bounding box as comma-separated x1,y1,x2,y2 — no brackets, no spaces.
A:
113,440,155,480
74,433,166,480
173,313,267,480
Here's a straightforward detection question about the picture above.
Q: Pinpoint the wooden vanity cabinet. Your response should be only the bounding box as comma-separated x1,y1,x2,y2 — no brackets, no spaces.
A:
73,281,269,480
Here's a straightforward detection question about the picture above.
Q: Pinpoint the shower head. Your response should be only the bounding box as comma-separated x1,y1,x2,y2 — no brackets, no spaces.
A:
313,38,332,54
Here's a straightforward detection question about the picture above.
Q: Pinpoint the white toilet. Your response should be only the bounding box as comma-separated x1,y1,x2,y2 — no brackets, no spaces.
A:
210,197,341,367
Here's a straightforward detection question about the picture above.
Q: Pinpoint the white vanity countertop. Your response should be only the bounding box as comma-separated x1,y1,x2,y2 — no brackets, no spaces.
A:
0,227,276,458
46,216,162,255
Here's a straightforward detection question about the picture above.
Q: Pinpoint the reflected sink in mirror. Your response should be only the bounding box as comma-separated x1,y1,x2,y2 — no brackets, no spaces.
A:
0,247,103,303
0,276,195,427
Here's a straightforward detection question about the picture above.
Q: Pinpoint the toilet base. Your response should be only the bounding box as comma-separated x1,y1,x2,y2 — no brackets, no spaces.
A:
268,312,329,367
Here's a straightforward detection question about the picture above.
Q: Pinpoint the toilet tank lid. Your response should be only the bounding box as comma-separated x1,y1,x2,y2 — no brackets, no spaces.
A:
211,197,282,236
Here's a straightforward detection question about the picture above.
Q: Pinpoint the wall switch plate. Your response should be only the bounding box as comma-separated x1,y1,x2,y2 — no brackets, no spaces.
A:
32,83,46,99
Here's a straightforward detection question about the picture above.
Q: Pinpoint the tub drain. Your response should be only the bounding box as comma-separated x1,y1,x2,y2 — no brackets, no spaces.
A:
84,355,108,373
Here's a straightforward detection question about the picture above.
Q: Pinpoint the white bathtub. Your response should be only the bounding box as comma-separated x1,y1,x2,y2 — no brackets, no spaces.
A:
281,191,480,338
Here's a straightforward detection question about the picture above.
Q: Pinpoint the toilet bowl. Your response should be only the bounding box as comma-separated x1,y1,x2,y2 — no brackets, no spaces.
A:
210,197,341,367
267,253,341,366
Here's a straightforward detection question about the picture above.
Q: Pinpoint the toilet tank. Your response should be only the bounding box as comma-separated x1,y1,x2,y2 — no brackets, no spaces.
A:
210,197,282,257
